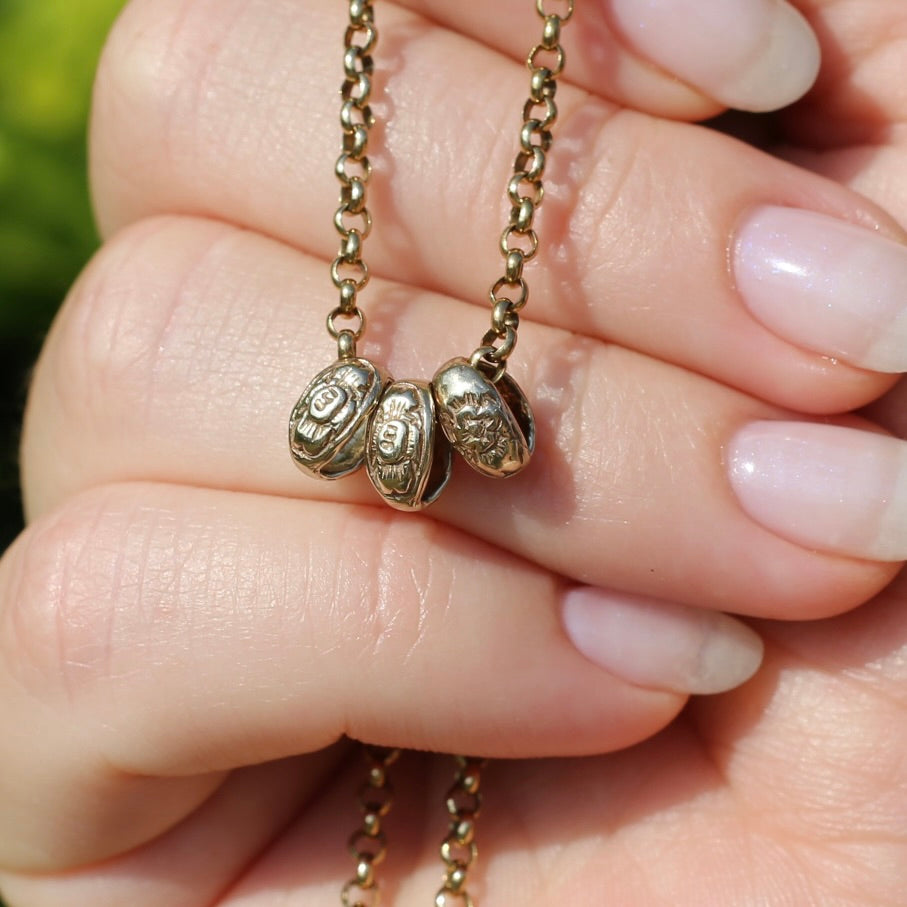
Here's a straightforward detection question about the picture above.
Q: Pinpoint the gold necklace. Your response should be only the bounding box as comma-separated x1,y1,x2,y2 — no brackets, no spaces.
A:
288,1,572,901
289,0,571,512
343,748,487,906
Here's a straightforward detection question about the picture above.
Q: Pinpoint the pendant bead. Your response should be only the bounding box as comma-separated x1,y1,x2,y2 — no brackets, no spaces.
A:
289,358,390,479
366,380,452,511
432,358,535,478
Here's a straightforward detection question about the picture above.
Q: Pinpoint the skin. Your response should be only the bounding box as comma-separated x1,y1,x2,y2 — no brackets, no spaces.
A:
0,0,905,903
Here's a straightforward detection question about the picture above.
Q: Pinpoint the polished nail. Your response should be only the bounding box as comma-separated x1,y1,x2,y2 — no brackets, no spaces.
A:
727,421,907,561
735,207,907,373
609,0,820,112
562,588,763,694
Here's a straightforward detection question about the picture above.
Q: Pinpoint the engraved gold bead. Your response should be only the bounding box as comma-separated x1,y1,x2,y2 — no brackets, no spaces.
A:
432,358,535,478
366,380,452,510
289,358,390,479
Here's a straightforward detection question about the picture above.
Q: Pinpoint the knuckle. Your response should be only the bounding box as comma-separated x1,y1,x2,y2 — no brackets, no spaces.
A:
521,333,667,520
1,489,125,700
321,511,443,668
27,226,174,516
91,1,177,228
1,484,230,707
91,0,213,227
27,217,239,509
562,104,655,281
524,333,603,475
49,223,172,435
92,0,309,231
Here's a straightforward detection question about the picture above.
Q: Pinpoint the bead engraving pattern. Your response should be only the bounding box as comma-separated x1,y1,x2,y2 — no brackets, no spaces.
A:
366,381,445,508
289,359,386,478
433,358,534,477
439,392,509,462
321,0,572,901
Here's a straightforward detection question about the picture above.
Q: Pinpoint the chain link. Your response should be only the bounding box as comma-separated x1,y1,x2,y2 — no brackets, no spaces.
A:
434,757,487,907
334,1,568,899
342,746,400,907
330,0,378,359
342,751,487,907
329,0,570,377
473,0,571,378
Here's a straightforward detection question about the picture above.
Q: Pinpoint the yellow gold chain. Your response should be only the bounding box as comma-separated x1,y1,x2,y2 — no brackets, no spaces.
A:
329,0,378,362
341,749,488,907
434,756,487,907
329,0,572,380
472,0,574,379
341,746,399,907
335,0,571,900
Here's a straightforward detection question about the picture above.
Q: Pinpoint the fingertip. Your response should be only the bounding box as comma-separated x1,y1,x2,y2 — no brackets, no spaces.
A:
733,206,907,374
609,0,820,113
562,587,764,696
727,421,907,563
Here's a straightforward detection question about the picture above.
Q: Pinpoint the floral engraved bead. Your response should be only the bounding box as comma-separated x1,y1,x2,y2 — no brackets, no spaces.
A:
289,358,389,479
366,380,452,510
432,358,535,478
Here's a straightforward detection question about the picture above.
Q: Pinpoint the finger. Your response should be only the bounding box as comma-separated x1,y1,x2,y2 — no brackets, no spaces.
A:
22,217,901,618
606,0,820,113
245,583,904,907
105,566,907,907
756,1,907,365
0,754,338,907
90,0,907,410
0,751,437,907
776,1,907,224
778,0,907,150
0,482,708,869
123,574,901,907
687,580,907,900
400,0,821,116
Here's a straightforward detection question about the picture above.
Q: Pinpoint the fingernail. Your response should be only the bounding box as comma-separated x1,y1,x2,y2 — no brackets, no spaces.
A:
727,421,907,561
735,207,907,373
609,0,820,112
562,588,763,694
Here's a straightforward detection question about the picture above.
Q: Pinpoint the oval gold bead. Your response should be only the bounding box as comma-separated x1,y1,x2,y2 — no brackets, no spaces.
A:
289,358,390,479
432,358,535,478
366,380,452,511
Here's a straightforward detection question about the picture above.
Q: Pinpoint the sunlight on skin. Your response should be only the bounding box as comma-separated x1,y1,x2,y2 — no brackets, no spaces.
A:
0,0,905,904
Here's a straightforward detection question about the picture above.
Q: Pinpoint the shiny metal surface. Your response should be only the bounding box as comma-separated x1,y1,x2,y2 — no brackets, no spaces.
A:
367,380,452,510
432,358,535,478
289,357,389,479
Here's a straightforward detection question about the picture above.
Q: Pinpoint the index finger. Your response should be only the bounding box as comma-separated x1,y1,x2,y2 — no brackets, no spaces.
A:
399,0,821,116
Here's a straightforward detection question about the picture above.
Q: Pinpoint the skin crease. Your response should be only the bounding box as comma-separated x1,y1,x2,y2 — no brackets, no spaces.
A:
0,0,905,905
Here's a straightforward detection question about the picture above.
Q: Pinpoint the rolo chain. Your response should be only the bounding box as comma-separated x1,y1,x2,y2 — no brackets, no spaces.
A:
329,0,377,362
341,746,398,907
436,756,487,907
290,0,570,901
288,0,571,512
474,0,574,382
341,749,488,907
290,0,570,902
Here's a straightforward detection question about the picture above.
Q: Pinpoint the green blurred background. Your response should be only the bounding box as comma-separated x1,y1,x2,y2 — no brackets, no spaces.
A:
0,0,125,549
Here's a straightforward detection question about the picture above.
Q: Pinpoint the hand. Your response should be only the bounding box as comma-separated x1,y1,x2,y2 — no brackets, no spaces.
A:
0,0,905,903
